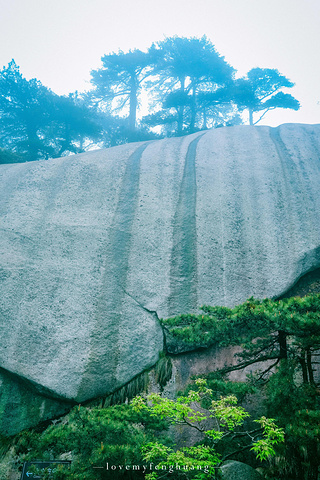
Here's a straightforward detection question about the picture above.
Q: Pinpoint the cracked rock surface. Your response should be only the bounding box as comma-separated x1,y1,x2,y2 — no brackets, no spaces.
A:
1,124,320,412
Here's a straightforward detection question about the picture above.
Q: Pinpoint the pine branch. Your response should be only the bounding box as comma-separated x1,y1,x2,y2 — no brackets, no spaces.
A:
253,108,271,125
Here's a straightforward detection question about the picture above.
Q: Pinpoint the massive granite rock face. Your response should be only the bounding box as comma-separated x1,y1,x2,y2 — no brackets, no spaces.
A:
1,124,320,427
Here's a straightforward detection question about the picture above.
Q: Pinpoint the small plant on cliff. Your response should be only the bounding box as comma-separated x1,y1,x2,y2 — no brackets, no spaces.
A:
132,378,284,479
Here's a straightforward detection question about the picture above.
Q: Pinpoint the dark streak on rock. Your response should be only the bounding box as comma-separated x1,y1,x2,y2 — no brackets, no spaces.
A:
168,134,204,315
270,126,314,245
78,143,151,397
108,143,149,282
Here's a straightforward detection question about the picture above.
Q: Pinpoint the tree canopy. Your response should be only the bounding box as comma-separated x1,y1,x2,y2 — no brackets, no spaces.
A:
90,49,154,135
133,379,284,480
0,60,101,161
232,68,300,125
143,36,237,135
0,39,301,163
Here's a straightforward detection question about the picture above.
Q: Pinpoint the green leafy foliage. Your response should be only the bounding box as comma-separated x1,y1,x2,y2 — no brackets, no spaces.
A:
0,147,25,164
90,48,154,132
0,60,102,161
12,403,169,479
132,379,284,479
251,417,285,461
3,376,283,480
142,36,237,136
162,294,320,479
231,68,300,125
162,294,320,357
1,41,300,157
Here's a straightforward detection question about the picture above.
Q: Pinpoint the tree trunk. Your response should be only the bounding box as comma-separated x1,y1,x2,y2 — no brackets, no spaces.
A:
189,83,197,133
79,135,84,152
202,108,207,130
58,123,71,157
299,355,309,384
278,330,288,359
307,440,319,480
129,75,138,132
177,106,184,136
177,76,186,136
306,348,315,384
249,108,253,126
26,125,40,160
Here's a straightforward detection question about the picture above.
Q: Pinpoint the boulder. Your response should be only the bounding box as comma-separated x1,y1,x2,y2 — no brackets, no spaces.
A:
0,369,71,436
220,460,263,480
0,124,320,426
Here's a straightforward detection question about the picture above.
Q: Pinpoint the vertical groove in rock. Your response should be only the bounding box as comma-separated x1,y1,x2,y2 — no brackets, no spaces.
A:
108,142,149,282
168,134,204,315
78,142,151,397
269,126,315,248
302,125,320,158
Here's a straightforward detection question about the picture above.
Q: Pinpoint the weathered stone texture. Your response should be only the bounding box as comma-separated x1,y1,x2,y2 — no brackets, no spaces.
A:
221,460,263,480
0,369,71,436
0,124,320,420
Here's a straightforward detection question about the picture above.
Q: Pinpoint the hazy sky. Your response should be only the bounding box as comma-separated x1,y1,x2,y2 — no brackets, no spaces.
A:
1,0,319,126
